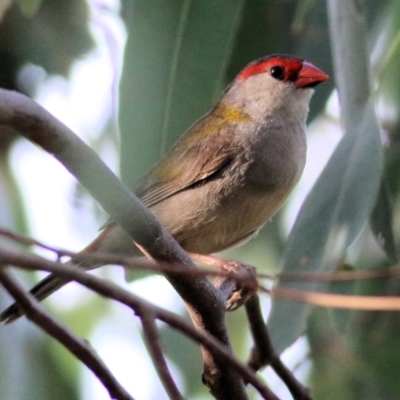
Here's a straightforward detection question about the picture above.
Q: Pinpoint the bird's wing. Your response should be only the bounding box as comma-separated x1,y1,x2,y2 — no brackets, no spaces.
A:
136,132,240,208
100,104,251,227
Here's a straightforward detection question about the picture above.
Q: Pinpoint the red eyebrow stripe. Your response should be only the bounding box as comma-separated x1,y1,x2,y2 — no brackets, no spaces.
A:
237,60,272,81
237,57,304,82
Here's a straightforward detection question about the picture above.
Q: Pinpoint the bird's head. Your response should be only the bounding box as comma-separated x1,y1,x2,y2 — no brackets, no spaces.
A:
223,54,329,121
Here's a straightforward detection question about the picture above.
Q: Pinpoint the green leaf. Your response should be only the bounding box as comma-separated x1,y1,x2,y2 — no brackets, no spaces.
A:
226,0,334,122
119,0,245,188
268,99,383,354
119,1,245,281
327,264,356,335
17,0,43,17
370,180,398,262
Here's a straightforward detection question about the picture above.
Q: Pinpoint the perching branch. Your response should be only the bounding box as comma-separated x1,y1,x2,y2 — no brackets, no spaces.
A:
5,229,400,400
245,295,311,400
4,228,400,311
0,88,247,399
0,244,277,400
270,287,400,310
0,266,134,400
137,309,185,400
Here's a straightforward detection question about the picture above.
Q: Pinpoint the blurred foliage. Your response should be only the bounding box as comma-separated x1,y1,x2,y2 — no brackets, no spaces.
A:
0,0,94,166
2,0,400,399
0,1,92,400
226,0,334,121
119,0,246,188
0,0,92,91
0,0,94,234
269,99,384,353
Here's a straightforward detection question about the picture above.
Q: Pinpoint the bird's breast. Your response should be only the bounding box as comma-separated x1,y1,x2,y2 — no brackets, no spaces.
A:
152,123,307,254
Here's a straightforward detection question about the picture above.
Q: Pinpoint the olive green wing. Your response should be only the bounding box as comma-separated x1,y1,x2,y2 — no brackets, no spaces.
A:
135,132,240,208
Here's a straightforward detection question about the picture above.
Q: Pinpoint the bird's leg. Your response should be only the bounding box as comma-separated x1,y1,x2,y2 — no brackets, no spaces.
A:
188,253,258,311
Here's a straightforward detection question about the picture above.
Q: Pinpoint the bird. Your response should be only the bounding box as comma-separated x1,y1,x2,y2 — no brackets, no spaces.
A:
1,54,328,323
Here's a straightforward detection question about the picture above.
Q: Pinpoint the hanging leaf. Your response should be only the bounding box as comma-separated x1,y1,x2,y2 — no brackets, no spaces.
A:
17,0,43,17
268,98,383,354
370,181,398,262
119,0,245,188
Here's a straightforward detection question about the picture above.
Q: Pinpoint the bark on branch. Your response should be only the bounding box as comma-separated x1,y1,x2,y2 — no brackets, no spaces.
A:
0,89,248,399
0,245,277,399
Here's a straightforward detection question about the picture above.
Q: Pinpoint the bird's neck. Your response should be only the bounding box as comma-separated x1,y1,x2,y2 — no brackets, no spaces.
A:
221,75,313,125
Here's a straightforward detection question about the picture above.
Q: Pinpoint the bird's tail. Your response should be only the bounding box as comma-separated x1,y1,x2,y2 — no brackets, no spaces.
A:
1,223,137,324
0,274,71,324
0,256,100,324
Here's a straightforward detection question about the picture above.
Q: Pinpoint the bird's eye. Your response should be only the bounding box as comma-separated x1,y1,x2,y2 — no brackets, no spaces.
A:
270,66,284,80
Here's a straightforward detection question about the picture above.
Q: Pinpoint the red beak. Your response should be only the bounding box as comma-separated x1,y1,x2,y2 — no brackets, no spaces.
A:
296,62,329,88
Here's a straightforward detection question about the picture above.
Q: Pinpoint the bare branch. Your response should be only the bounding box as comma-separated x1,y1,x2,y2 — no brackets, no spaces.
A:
9,228,400,286
138,309,184,400
270,287,400,310
0,245,277,400
4,228,400,311
0,88,247,399
0,266,134,400
245,295,311,400
277,266,400,282
0,228,261,295
0,228,73,257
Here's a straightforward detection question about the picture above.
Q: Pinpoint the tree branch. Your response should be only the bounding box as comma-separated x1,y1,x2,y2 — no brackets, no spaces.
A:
0,88,247,399
138,309,184,400
6,226,400,285
0,245,278,400
245,295,311,400
0,265,134,400
270,287,400,310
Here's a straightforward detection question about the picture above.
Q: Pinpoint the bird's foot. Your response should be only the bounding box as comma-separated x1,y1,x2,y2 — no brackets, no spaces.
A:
188,253,258,311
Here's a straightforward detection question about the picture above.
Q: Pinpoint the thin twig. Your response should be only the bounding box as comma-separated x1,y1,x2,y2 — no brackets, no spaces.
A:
0,266,134,400
3,227,400,312
138,309,185,400
270,287,400,310
276,266,400,282
245,295,311,400
0,228,73,257
0,246,277,400
0,88,249,399
6,228,400,285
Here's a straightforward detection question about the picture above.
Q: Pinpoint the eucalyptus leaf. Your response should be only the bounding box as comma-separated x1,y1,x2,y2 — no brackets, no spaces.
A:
370,180,398,262
119,1,245,280
119,0,245,188
328,264,356,335
268,99,383,354
17,0,43,17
